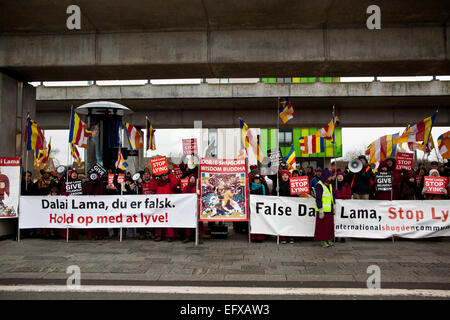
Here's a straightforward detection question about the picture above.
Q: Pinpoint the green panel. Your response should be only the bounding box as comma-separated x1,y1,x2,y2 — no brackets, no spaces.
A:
259,129,268,158
292,77,301,83
262,78,276,83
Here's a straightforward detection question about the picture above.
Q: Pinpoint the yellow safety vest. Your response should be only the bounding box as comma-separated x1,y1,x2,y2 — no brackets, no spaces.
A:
315,180,335,212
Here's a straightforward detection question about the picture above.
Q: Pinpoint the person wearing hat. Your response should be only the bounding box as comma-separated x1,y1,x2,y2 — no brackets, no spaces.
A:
249,174,267,243
309,168,322,191
314,169,336,248
37,168,54,196
349,155,374,200
422,169,448,200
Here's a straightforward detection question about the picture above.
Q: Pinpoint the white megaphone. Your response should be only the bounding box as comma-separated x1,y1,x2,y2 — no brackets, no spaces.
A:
348,159,363,173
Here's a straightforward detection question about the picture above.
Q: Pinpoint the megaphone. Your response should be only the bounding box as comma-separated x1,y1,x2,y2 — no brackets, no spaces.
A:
348,159,363,173
132,173,142,184
56,166,66,175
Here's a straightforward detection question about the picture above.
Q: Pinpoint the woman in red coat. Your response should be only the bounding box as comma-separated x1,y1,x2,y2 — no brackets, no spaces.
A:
150,171,178,242
334,171,352,199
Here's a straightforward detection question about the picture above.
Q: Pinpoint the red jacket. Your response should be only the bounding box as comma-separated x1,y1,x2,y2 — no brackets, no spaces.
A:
149,174,178,194
334,182,352,199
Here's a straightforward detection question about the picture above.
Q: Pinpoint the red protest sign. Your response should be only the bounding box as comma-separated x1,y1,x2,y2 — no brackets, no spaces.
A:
424,176,447,194
172,164,183,180
150,156,169,175
182,138,198,155
395,152,414,171
180,178,189,190
108,174,125,190
290,176,309,195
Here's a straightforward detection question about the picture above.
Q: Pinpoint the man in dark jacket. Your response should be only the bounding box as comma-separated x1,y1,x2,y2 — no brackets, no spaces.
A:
349,155,374,200
21,171,38,195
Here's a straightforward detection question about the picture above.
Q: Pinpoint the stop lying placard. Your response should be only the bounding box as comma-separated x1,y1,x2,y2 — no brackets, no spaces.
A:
290,176,309,195
424,176,447,194
150,156,169,175
396,152,414,171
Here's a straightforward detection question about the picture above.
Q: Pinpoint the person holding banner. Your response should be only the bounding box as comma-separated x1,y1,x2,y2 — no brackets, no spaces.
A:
182,174,203,243
334,171,351,200
249,174,267,243
278,170,295,244
399,173,418,200
150,171,178,242
59,170,82,240
21,171,38,196
314,169,335,248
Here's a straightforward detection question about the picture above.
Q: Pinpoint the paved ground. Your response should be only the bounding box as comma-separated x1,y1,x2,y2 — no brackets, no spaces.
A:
0,227,449,294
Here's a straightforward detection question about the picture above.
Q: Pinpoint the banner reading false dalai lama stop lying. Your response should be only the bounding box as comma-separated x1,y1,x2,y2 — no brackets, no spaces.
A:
250,195,450,239
19,194,197,229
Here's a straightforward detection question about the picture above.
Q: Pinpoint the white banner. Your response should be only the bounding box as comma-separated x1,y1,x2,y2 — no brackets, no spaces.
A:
335,200,450,239
19,194,197,229
250,195,450,239
250,195,317,237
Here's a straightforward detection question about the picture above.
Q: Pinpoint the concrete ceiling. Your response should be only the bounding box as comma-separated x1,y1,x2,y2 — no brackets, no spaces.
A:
1,0,448,34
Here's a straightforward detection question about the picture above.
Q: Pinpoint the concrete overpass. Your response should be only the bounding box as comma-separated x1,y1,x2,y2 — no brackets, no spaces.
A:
35,80,450,129
1,1,449,80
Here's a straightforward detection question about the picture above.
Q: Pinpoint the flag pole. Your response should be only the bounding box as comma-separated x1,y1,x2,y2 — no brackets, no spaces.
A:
67,105,74,182
333,105,338,190
276,97,280,197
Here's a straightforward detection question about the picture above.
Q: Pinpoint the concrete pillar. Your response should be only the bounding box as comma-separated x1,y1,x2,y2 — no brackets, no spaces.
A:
0,73,36,237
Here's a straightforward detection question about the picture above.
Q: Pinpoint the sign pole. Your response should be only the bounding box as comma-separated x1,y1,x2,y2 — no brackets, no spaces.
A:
66,227,69,243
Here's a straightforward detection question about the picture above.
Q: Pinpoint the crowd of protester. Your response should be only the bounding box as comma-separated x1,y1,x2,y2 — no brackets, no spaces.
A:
20,156,450,245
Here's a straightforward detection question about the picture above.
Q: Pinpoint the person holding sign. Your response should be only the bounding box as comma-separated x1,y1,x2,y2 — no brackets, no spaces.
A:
374,161,392,200
149,171,178,242
59,170,83,240
314,169,335,248
422,169,448,200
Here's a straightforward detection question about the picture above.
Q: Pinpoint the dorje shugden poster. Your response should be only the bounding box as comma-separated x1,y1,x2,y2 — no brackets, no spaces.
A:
0,157,20,218
199,158,248,221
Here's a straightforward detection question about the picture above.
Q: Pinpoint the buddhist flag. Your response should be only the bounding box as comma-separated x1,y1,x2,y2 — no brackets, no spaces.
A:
283,146,296,171
146,118,156,151
299,131,325,155
116,148,128,170
438,131,450,159
24,113,45,151
279,97,295,124
70,143,82,167
393,113,436,146
240,119,264,162
366,132,400,169
125,123,143,150
319,115,340,142
69,110,92,148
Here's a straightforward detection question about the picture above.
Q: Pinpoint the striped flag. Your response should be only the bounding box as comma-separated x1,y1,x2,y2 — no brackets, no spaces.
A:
438,131,450,159
24,113,45,150
299,131,325,155
319,115,340,142
283,146,296,170
279,97,295,124
393,113,436,146
240,119,264,162
69,110,92,148
70,143,82,167
116,148,128,170
366,132,400,169
125,123,143,150
146,118,156,151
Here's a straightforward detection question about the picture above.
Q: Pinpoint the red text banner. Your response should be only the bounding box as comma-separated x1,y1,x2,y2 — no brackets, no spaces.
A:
395,152,414,171
150,156,169,175
424,176,447,194
182,138,198,155
19,194,197,229
290,176,309,195
0,157,20,218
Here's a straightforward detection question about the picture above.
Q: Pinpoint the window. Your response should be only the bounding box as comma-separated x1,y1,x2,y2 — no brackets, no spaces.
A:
279,129,293,147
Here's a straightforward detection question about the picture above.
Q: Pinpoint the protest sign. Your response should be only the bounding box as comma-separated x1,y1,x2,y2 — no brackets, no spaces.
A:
180,178,189,190
108,174,125,190
150,156,169,175
19,194,197,229
65,180,83,195
199,158,248,221
87,162,107,179
424,176,447,194
173,164,183,180
290,176,309,195
182,138,198,155
0,157,20,218
375,172,393,192
396,152,414,171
